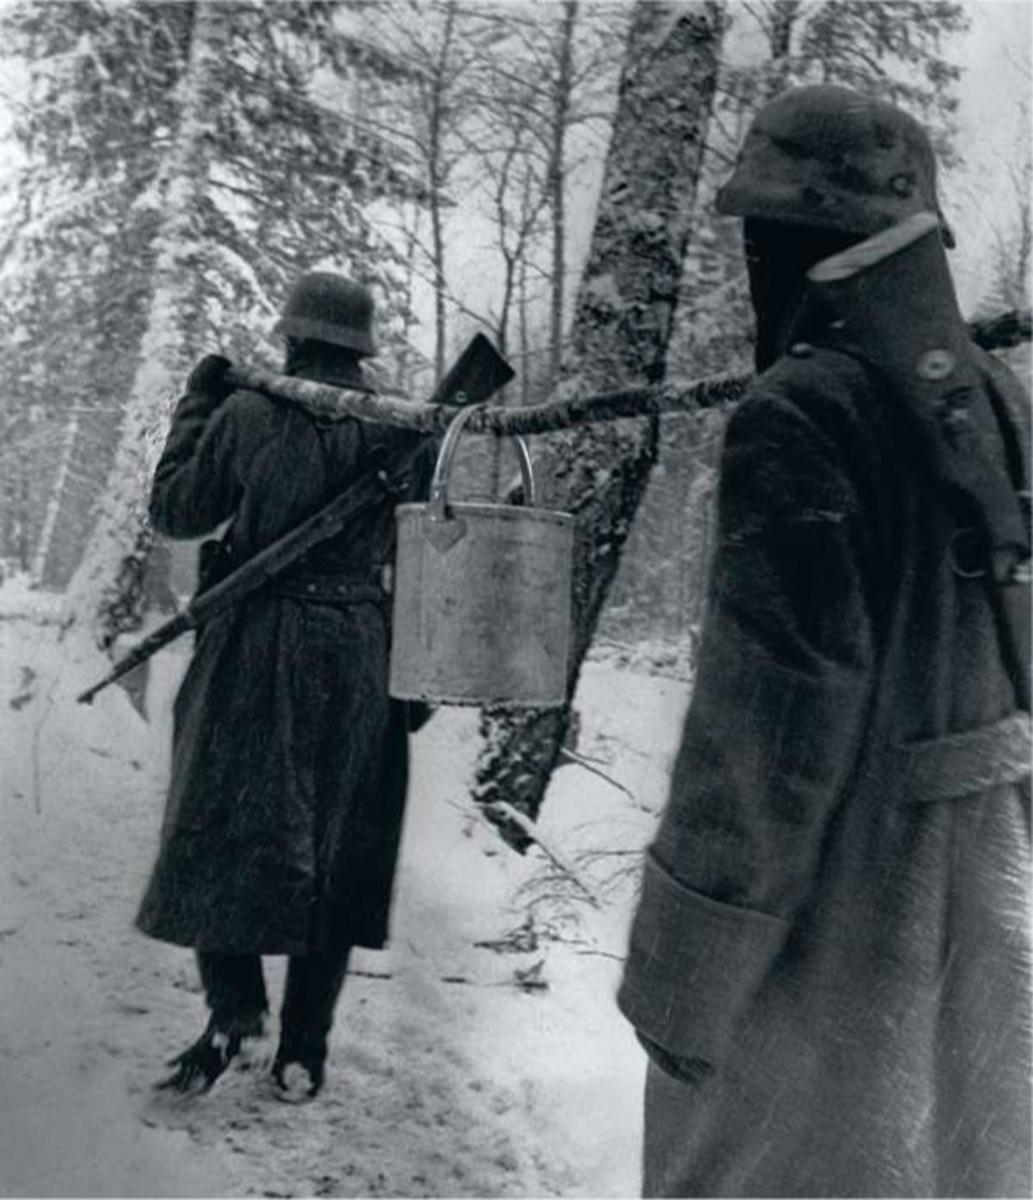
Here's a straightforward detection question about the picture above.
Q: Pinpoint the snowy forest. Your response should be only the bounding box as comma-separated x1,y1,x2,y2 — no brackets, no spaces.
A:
1,0,1030,1196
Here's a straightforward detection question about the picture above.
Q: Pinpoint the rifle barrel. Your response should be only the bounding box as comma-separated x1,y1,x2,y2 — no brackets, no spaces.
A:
77,612,194,705
75,333,513,707
75,448,421,706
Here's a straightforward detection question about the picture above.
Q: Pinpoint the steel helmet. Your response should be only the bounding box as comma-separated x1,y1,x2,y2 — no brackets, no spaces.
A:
716,85,955,248
273,272,376,357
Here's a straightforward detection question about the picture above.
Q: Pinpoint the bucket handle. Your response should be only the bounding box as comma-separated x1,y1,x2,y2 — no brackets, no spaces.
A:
427,402,536,523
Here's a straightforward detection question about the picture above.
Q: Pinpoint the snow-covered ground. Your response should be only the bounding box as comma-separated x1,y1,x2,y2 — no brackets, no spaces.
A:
0,581,690,1198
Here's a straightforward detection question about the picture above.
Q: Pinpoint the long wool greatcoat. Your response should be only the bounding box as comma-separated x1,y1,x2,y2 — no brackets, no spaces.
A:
136,373,435,955
618,339,1031,1196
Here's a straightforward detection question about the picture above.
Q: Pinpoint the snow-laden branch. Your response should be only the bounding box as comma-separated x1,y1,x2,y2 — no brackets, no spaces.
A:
225,306,1030,436
227,361,749,434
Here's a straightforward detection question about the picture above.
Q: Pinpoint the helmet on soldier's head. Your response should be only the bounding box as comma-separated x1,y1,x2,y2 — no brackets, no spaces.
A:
273,272,376,357
716,85,955,248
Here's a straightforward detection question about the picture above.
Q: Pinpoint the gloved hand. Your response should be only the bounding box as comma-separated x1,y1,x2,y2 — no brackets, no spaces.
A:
186,354,234,403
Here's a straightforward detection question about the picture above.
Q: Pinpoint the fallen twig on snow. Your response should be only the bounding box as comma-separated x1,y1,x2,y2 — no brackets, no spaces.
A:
558,746,638,803
474,917,539,954
345,969,547,992
483,800,602,909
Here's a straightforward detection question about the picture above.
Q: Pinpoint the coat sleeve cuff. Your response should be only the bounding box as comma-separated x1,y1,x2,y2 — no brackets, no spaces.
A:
617,851,788,1064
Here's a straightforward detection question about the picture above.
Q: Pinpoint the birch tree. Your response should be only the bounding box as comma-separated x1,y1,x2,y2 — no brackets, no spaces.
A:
64,1,229,646
0,1,425,622
472,0,727,843
0,0,180,581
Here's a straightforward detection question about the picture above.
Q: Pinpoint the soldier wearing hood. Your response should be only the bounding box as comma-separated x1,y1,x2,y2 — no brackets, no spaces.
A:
618,86,1031,1196
136,274,436,1099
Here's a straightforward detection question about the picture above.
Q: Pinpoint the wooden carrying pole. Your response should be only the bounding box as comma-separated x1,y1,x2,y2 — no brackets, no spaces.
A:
76,306,1029,706
224,306,1029,437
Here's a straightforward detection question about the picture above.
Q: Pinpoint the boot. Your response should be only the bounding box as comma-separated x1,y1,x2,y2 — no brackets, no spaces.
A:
271,1029,328,1101
271,943,351,1101
156,1014,264,1094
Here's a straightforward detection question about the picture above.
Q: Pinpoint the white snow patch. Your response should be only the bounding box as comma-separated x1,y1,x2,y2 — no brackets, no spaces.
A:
0,611,689,1196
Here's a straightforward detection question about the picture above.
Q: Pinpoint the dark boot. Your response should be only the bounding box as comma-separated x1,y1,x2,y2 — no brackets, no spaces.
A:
157,1014,264,1093
271,1028,329,1101
157,952,268,1093
272,944,351,1101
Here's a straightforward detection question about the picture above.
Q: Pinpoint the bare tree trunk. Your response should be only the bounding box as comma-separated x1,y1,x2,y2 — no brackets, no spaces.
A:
31,410,79,584
1,416,27,571
65,0,228,646
472,0,726,844
766,0,801,93
488,151,540,497
17,469,30,573
428,0,459,382
396,205,422,392
769,0,800,58
0,454,13,567
547,0,577,384
518,253,531,406
429,166,447,383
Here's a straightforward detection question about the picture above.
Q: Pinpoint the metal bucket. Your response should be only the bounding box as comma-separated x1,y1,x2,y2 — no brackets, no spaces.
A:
390,404,573,707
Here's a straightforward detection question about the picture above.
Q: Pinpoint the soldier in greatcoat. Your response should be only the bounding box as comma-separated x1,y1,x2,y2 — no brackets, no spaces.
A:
136,274,436,1099
618,86,1031,1197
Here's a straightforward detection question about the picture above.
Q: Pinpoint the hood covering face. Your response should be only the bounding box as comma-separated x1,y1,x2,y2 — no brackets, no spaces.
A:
743,218,857,372
279,338,375,422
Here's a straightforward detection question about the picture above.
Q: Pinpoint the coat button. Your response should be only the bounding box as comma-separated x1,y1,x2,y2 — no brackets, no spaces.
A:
788,342,813,358
917,349,955,380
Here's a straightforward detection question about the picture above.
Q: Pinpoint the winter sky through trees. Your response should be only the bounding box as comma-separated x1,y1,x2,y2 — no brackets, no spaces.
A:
0,0,1028,604
371,0,1030,359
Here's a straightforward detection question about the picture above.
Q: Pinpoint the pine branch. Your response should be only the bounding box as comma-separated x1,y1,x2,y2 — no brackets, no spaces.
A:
557,746,639,803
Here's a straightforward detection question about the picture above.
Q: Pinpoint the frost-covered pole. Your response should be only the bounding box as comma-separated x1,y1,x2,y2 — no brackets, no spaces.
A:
64,1,228,646
472,0,727,843
195,298,1028,433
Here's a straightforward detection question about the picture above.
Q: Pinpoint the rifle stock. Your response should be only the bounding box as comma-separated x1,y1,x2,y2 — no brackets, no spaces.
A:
427,332,514,407
76,335,513,706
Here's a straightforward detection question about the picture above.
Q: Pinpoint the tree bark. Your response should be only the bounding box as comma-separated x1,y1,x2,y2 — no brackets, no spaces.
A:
428,0,459,383
64,0,228,646
31,410,79,584
547,0,577,383
470,0,727,846
214,299,1029,435
518,254,531,406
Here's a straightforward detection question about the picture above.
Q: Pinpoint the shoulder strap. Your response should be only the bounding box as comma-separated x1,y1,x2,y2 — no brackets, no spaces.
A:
977,351,1031,711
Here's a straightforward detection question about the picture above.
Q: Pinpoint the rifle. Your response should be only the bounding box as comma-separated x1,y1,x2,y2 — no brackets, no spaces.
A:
77,334,514,706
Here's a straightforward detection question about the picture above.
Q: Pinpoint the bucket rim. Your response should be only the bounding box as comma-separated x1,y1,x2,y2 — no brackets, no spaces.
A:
388,687,568,708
